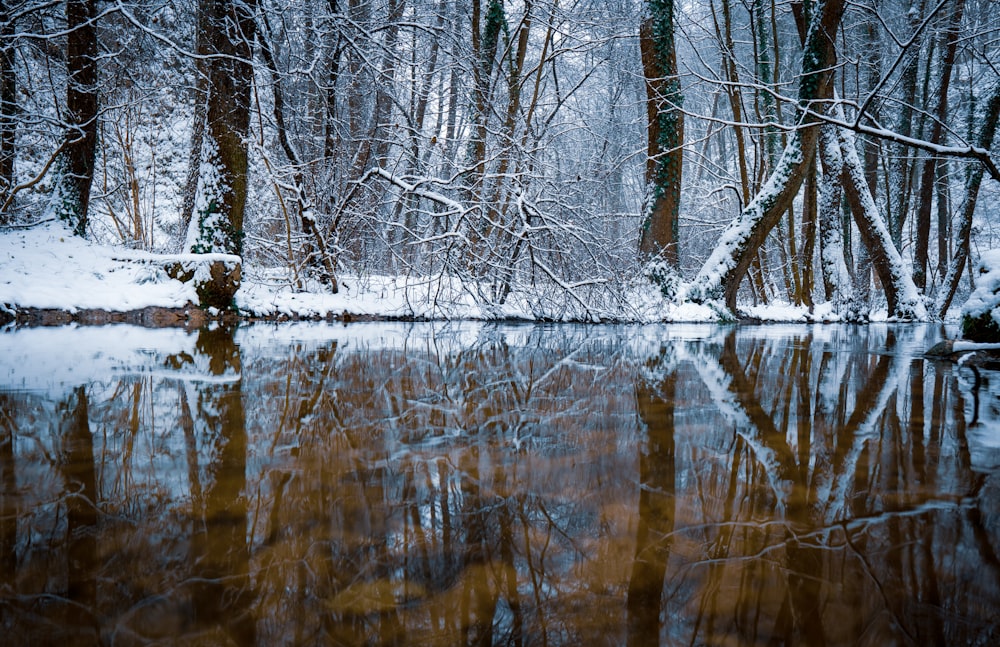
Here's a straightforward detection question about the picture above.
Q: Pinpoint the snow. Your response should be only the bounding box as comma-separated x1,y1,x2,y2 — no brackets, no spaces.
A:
2,219,879,323
960,249,1000,324
0,220,197,312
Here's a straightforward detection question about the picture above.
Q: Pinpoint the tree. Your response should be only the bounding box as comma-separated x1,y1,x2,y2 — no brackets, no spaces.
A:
638,0,683,269
687,0,929,320
186,0,256,256
685,0,846,311
0,1,15,215
48,0,98,237
936,81,1000,317
913,0,966,291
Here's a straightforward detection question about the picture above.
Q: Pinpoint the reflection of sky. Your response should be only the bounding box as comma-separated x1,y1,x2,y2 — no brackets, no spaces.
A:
0,325,197,397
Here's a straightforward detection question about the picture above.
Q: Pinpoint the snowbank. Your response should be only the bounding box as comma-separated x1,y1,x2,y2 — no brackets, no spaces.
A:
0,220,197,313
960,249,1000,341
0,221,912,324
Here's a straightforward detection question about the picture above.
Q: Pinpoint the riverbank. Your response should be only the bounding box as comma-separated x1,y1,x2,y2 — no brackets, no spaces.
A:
0,219,895,327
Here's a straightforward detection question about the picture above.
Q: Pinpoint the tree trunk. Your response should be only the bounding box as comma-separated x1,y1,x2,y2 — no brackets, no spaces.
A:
889,0,926,248
324,0,341,161
257,13,339,292
936,158,950,279
638,0,683,268
712,0,751,209
936,81,1000,317
837,122,925,319
913,0,965,291
687,0,845,310
50,0,98,237
818,125,853,306
800,155,817,309
0,1,15,219
463,0,505,266
352,0,404,176
186,0,257,257
180,1,211,242
467,0,504,188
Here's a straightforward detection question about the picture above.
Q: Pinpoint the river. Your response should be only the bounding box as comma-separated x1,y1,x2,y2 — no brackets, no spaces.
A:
0,322,998,645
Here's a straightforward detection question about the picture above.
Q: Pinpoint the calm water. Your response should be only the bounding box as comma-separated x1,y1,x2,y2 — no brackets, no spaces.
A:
0,322,998,646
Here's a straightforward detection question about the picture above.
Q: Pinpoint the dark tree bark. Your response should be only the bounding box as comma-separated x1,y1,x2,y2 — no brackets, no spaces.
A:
462,0,505,265
913,0,965,291
638,0,683,268
0,1,15,218
466,0,504,191
800,156,817,309
936,81,1000,317
50,0,98,237
889,1,926,248
186,0,257,256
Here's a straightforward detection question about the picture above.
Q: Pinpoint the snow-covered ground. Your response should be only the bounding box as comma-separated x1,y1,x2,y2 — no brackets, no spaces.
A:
0,220,913,323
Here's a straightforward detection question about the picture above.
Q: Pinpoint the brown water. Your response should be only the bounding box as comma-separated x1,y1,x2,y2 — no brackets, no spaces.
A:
0,322,998,646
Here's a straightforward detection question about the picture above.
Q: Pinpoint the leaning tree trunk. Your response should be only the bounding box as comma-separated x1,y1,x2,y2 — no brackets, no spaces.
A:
686,0,845,311
49,0,98,237
936,81,1000,318
818,125,854,308
638,0,683,268
835,121,926,320
186,0,256,257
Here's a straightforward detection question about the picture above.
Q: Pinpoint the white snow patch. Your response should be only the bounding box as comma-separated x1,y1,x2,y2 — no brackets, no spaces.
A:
960,249,1000,325
0,221,197,311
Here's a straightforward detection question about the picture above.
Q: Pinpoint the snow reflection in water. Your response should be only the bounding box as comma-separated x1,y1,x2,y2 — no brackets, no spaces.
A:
1,322,998,645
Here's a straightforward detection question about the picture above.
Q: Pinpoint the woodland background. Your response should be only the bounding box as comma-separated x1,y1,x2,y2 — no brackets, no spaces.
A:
0,0,997,319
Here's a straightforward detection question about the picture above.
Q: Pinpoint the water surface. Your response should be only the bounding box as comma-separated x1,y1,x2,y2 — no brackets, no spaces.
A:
1,322,998,645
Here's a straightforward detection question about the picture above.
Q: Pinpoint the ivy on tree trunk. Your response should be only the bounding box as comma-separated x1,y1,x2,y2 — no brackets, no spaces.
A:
638,0,683,269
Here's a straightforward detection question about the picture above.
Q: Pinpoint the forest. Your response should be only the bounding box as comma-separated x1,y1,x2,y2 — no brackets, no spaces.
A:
0,0,998,321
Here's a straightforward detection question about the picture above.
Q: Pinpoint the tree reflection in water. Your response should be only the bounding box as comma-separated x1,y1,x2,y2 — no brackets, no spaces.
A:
0,323,997,645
